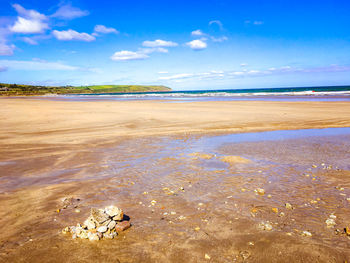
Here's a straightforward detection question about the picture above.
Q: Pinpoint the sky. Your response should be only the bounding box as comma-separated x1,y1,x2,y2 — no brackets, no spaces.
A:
0,0,350,90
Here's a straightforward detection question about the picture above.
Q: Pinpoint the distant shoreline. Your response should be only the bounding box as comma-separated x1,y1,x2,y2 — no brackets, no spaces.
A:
0,83,172,96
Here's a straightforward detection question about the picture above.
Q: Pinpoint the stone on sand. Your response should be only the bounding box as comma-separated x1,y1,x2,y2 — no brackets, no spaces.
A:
62,205,130,241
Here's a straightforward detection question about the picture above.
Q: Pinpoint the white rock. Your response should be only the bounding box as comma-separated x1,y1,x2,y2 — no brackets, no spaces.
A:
91,208,109,223
258,222,272,231
285,203,293,210
105,206,123,217
69,226,76,234
97,226,108,233
108,220,116,230
103,232,117,239
78,230,89,239
301,231,312,237
325,218,336,228
88,232,100,241
84,218,96,230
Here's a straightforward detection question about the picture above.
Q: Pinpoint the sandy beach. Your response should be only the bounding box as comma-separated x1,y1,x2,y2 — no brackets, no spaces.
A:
1,98,350,145
1,98,350,262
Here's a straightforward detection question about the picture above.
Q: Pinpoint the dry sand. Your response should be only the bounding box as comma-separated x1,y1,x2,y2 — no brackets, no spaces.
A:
1,98,350,262
1,98,350,145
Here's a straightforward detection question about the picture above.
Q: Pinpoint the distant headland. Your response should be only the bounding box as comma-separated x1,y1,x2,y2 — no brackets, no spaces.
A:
0,83,172,96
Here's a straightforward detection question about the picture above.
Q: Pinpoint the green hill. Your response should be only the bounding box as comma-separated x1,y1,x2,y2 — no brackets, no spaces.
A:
0,83,172,96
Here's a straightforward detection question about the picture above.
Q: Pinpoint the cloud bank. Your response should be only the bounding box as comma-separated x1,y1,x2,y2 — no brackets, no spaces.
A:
158,65,350,82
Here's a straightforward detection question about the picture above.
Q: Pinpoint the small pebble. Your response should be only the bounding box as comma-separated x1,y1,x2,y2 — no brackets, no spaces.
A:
240,251,251,260
255,188,265,196
301,231,312,237
285,203,293,210
325,218,336,228
258,222,272,231
272,207,278,213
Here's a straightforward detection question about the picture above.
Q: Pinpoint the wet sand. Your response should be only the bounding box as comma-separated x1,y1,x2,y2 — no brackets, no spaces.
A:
1,98,350,262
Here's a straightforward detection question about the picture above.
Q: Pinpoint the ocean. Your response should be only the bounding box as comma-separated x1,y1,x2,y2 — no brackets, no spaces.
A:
45,85,350,102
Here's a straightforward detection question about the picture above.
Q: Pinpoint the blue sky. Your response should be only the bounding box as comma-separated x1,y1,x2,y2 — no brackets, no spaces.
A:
0,0,350,90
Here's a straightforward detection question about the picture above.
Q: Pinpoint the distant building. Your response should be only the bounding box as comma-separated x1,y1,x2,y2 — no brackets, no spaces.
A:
0,87,9,91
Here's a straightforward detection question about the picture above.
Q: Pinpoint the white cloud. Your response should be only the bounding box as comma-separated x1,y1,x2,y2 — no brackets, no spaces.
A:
0,59,79,71
0,42,15,56
10,17,48,34
22,37,38,45
0,66,8,72
12,4,46,21
141,47,169,54
209,20,224,30
186,39,207,50
51,4,89,20
110,40,177,62
159,73,195,80
191,29,205,36
10,4,48,34
158,71,168,74
142,39,178,48
111,45,171,62
0,28,14,56
52,29,95,41
93,25,119,34
158,65,350,83
111,50,149,61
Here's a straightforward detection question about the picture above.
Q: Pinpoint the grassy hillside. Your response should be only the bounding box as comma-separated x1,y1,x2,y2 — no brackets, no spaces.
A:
80,85,171,93
0,83,171,96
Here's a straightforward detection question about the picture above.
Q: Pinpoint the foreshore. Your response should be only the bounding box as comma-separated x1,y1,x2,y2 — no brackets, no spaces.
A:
1,98,350,145
1,98,350,262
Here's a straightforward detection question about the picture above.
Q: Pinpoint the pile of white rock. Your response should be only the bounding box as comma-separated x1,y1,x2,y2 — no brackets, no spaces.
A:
62,205,131,241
